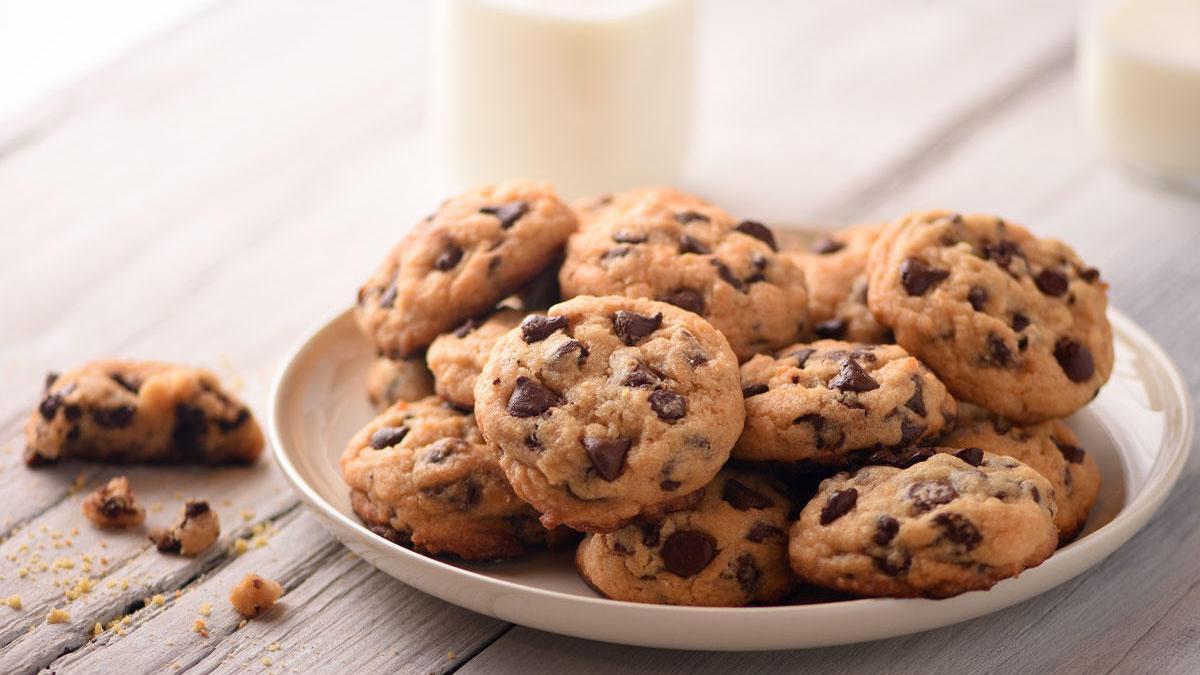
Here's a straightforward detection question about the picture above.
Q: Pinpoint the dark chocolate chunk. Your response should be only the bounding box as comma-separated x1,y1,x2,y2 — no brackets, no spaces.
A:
171,404,208,454
612,310,663,345
648,389,687,421
904,480,958,512
983,239,1023,268
900,258,950,296
1054,438,1086,463
111,373,141,394
452,318,479,338
1078,266,1101,283
678,234,710,255
38,394,64,421
905,375,926,416
622,362,659,388
828,358,880,393
1035,268,1069,297
506,376,562,417
583,437,631,481
711,259,747,293
934,512,982,550
480,201,529,229
434,244,463,271
741,383,769,398
790,348,815,368
814,318,848,340
44,372,60,391
986,333,1013,368
810,238,845,255
819,488,858,525
659,288,705,315
184,500,211,519
967,286,988,311
1012,312,1030,332
723,479,773,511
747,522,785,543
735,220,778,251
91,406,135,429
552,339,589,364
370,426,410,449
874,515,900,545
1054,338,1095,382
899,419,926,445
661,530,717,577
422,479,481,511
660,479,682,491
520,314,568,343
674,211,709,225
954,447,984,466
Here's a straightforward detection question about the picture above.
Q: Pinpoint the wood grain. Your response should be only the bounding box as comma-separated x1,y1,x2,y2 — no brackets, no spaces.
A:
1,0,1196,672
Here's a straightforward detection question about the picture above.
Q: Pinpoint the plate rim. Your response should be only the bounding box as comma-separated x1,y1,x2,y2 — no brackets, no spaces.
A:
267,304,1194,638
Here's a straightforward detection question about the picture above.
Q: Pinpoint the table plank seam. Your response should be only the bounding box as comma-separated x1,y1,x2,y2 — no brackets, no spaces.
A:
1102,573,1200,675
446,623,517,675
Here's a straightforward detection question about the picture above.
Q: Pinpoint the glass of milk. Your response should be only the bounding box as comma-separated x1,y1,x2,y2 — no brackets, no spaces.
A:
430,0,695,199
1079,0,1200,193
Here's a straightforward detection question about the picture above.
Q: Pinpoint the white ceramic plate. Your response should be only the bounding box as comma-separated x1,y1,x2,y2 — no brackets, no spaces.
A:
269,306,1192,651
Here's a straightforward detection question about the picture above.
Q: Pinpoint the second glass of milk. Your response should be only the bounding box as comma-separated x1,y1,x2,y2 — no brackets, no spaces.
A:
430,0,695,199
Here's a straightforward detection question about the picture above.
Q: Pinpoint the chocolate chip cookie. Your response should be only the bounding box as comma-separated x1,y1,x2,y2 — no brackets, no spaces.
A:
366,356,435,411
942,405,1100,542
341,396,566,560
426,308,525,409
734,340,955,465
575,469,795,606
25,360,263,466
866,210,1113,423
473,296,744,532
789,451,1058,598
355,180,577,358
793,223,892,343
559,187,808,361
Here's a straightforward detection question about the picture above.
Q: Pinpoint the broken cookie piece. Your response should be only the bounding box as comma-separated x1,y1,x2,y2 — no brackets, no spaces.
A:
25,359,263,466
81,476,146,528
150,500,220,556
229,573,283,618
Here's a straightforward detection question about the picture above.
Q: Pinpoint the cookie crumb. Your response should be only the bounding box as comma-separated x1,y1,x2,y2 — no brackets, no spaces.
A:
267,642,281,651
150,500,220,556
193,619,209,638
46,608,70,623
150,594,166,607
82,477,146,529
5,595,21,609
229,573,283,618
198,601,212,617
91,622,103,638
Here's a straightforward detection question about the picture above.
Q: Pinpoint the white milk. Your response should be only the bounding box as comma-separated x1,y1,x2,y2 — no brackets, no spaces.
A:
1079,0,1200,188
430,0,695,199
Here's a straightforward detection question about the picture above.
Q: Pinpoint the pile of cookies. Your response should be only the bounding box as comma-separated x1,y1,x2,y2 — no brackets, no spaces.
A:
343,181,1112,604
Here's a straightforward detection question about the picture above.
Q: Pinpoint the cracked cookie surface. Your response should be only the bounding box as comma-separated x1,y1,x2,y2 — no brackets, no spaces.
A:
25,359,262,466
735,340,955,466
576,469,795,606
473,296,744,532
356,180,576,358
866,210,1113,422
560,187,808,361
341,396,567,560
789,451,1057,598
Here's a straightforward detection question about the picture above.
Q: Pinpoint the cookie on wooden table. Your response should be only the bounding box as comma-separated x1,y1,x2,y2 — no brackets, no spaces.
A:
25,359,262,466
734,340,955,466
341,396,569,560
789,451,1057,598
866,210,1113,422
559,186,808,361
575,469,795,606
355,180,577,358
473,296,744,532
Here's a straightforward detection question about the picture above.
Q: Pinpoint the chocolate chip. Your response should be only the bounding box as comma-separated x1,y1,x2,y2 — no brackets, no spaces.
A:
741,383,769,398
452,318,479,338
905,375,926,416
828,358,880,393
379,284,398,309
955,447,984,466
686,350,709,368
900,258,950,295
820,488,858,524
44,372,60,391
171,404,208,454
639,521,662,547
967,286,988,311
793,413,824,431
904,480,958,512
520,314,568,343
1054,338,1095,382
552,339,589,364
111,373,141,394
38,394,64,421
1035,268,1069,297
659,288,705,315
583,437,631,481
983,239,1023,268
506,376,562,417
63,399,82,420
622,363,659,388
422,479,480,511
1012,313,1030,332
660,479,682,491
1030,485,1042,503
899,419,926,445
434,245,463,271
612,310,663,345
790,348,815,368
735,553,762,597
986,333,1013,368
874,515,900,545
876,551,912,577
1078,266,1100,283
1054,438,1086,463
674,211,709,225
661,530,717,577
747,522,785,543
723,479,773,511
613,231,647,244
810,238,844,255
601,247,631,262
480,201,529,229
744,253,769,284
735,221,778,251
711,259,747,292
1018,336,1029,351
91,406,135,429
814,318,848,339
184,500,211,519
934,512,981,550
678,234,710,255
648,389,687,421
422,440,457,463
370,426,409,449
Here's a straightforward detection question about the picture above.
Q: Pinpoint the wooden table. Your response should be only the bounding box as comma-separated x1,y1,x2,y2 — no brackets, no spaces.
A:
2,1,1197,672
